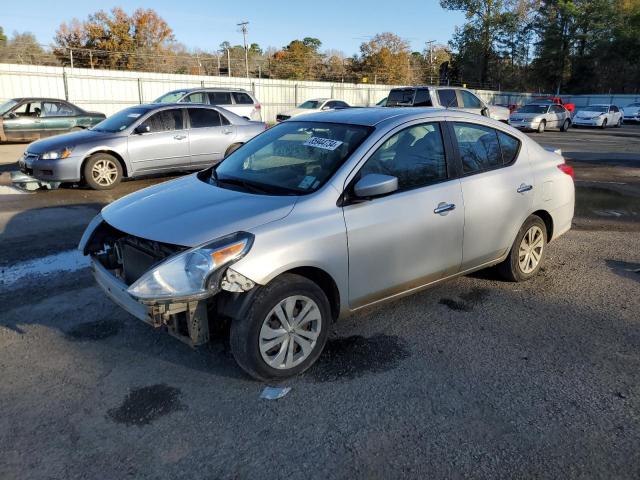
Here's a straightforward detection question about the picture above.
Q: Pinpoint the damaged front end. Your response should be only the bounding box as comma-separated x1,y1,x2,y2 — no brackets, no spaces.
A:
79,214,256,347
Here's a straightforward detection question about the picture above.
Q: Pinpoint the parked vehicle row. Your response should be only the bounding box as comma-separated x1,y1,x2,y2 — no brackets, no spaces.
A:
153,88,262,121
19,104,266,189
510,103,572,133
79,107,575,380
276,98,351,122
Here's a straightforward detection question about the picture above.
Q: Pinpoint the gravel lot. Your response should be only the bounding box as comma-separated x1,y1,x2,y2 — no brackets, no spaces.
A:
1,125,639,479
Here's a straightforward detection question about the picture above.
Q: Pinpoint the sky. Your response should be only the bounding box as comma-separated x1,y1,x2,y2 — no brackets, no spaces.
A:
1,0,465,55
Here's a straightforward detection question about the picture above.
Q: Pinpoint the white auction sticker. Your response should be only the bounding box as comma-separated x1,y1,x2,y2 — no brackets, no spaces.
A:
303,137,343,151
127,113,141,118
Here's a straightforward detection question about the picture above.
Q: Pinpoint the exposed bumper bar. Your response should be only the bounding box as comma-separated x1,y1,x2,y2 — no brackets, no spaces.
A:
92,258,150,322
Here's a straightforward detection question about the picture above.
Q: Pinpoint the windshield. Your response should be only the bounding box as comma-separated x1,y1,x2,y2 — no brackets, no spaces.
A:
386,89,416,107
212,121,372,195
91,107,149,133
516,105,548,114
582,106,609,113
153,91,188,103
0,100,18,116
298,100,322,109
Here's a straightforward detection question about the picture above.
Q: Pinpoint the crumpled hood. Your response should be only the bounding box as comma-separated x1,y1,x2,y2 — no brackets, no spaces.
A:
101,174,297,247
26,129,120,154
280,108,317,118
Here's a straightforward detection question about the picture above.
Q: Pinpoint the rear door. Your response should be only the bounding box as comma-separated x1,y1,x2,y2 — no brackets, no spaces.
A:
342,121,464,308
39,101,77,137
449,121,533,269
549,105,565,128
187,107,235,167
127,108,190,173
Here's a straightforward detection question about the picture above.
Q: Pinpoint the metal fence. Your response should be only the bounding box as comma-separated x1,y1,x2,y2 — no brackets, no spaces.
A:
2,63,639,123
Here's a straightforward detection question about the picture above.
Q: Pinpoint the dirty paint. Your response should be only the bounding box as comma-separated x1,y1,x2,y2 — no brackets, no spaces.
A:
308,334,410,382
107,384,186,426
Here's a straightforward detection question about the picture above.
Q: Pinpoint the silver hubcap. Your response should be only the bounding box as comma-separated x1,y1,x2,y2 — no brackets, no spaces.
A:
518,225,544,274
259,295,322,370
91,159,118,186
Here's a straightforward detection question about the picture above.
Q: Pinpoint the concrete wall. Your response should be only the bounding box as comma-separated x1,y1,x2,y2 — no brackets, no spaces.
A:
2,63,640,122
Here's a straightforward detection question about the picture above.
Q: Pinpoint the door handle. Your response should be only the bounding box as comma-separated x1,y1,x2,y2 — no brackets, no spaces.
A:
173,134,186,140
517,183,533,193
222,129,233,135
434,202,456,215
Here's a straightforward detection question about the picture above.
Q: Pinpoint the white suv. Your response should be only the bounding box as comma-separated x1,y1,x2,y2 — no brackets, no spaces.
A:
153,88,262,121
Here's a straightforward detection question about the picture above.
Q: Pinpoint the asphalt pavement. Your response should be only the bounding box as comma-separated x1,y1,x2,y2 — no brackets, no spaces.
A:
1,125,639,479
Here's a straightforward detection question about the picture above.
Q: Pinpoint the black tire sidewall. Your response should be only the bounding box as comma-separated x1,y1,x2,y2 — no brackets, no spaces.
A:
507,216,547,282
537,121,545,133
83,153,122,190
225,143,243,157
230,274,331,380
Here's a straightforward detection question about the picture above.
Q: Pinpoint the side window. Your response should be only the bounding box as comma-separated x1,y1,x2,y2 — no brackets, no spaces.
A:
13,102,40,117
453,123,502,174
437,89,459,108
219,112,231,125
324,101,336,109
611,105,618,113
413,89,432,107
334,101,349,108
359,122,448,191
232,92,254,104
184,92,207,104
208,92,232,105
551,105,563,113
42,101,75,117
145,109,184,132
188,108,221,128
497,131,520,165
460,90,482,109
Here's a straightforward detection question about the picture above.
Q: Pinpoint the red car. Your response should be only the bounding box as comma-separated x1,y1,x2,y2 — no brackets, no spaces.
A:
532,97,576,114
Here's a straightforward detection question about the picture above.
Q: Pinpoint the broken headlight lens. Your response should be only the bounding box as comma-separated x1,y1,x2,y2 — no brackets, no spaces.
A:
127,232,254,301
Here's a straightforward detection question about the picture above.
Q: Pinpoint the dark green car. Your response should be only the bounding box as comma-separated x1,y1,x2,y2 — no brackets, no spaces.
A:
0,97,106,143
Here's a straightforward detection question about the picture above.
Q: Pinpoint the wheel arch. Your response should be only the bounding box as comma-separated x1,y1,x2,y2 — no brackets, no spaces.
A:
285,266,341,322
531,209,554,241
81,150,129,178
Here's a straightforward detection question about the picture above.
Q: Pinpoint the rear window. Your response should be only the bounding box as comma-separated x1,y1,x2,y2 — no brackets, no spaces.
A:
437,89,458,108
188,108,221,128
387,89,416,107
413,89,432,107
208,92,232,105
233,92,254,104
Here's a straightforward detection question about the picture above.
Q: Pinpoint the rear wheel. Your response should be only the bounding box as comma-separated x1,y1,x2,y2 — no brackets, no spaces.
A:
537,120,546,133
224,143,243,157
615,117,623,128
83,153,122,190
230,274,331,380
497,215,547,282
560,119,570,132
71,127,84,132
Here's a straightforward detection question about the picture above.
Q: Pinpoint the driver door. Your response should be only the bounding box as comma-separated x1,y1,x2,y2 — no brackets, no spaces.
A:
342,121,464,308
2,101,42,141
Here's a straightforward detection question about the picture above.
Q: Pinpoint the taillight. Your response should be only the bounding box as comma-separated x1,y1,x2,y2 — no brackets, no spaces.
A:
255,104,261,110
557,163,574,179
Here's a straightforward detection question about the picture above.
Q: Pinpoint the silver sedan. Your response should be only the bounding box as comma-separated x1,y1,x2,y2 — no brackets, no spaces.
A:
80,107,575,379
509,103,572,133
18,104,267,190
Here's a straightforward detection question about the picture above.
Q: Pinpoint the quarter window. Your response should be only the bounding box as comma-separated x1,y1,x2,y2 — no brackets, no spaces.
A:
437,89,459,108
453,123,502,174
497,131,520,164
188,108,221,128
460,90,482,109
232,92,254,104
208,92,232,105
145,109,184,132
359,123,448,191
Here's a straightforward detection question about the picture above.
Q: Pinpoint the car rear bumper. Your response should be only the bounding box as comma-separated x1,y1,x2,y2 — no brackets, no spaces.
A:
18,155,82,182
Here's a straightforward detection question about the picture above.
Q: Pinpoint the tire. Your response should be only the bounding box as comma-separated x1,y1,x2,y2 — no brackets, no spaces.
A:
600,119,608,129
224,143,243,157
71,126,84,132
230,273,331,380
615,118,623,128
497,215,547,282
537,120,546,133
560,119,570,132
83,153,122,190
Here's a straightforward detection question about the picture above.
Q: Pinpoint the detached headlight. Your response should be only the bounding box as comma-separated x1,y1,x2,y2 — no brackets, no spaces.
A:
41,147,74,160
127,232,254,301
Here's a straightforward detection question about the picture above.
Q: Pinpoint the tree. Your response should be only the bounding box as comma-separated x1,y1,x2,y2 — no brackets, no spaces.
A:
0,27,7,48
0,32,50,65
270,39,324,80
354,32,413,84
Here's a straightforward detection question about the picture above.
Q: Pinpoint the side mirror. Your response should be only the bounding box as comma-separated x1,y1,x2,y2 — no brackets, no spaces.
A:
354,174,398,198
134,124,151,134
321,106,331,111
4,112,17,119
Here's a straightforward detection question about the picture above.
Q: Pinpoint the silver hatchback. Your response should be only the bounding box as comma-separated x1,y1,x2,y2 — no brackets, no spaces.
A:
19,104,266,190
80,108,575,379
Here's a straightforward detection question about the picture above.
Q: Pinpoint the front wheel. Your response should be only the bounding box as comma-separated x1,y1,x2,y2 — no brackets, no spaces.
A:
560,119,570,132
224,142,243,157
497,215,547,282
230,274,331,380
83,153,122,190
537,120,546,133
600,118,608,129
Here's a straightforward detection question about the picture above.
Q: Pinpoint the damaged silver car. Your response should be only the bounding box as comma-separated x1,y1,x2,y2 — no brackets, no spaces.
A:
80,108,574,380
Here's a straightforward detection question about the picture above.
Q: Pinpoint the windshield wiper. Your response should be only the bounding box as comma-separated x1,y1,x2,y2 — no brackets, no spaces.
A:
215,174,299,196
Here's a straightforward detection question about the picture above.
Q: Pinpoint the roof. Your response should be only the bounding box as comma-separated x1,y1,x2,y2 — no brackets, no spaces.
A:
166,87,249,94
289,106,483,126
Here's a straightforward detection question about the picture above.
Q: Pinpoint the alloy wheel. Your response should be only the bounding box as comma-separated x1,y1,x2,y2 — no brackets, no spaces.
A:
518,225,544,274
259,295,322,370
91,159,119,186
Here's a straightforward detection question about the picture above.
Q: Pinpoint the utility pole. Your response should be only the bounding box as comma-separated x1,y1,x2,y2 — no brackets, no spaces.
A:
237,21,250,78
227,48,231,77
425,40,436,85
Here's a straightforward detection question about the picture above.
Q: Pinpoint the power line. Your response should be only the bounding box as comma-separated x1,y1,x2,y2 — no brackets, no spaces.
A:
237,21,249,79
